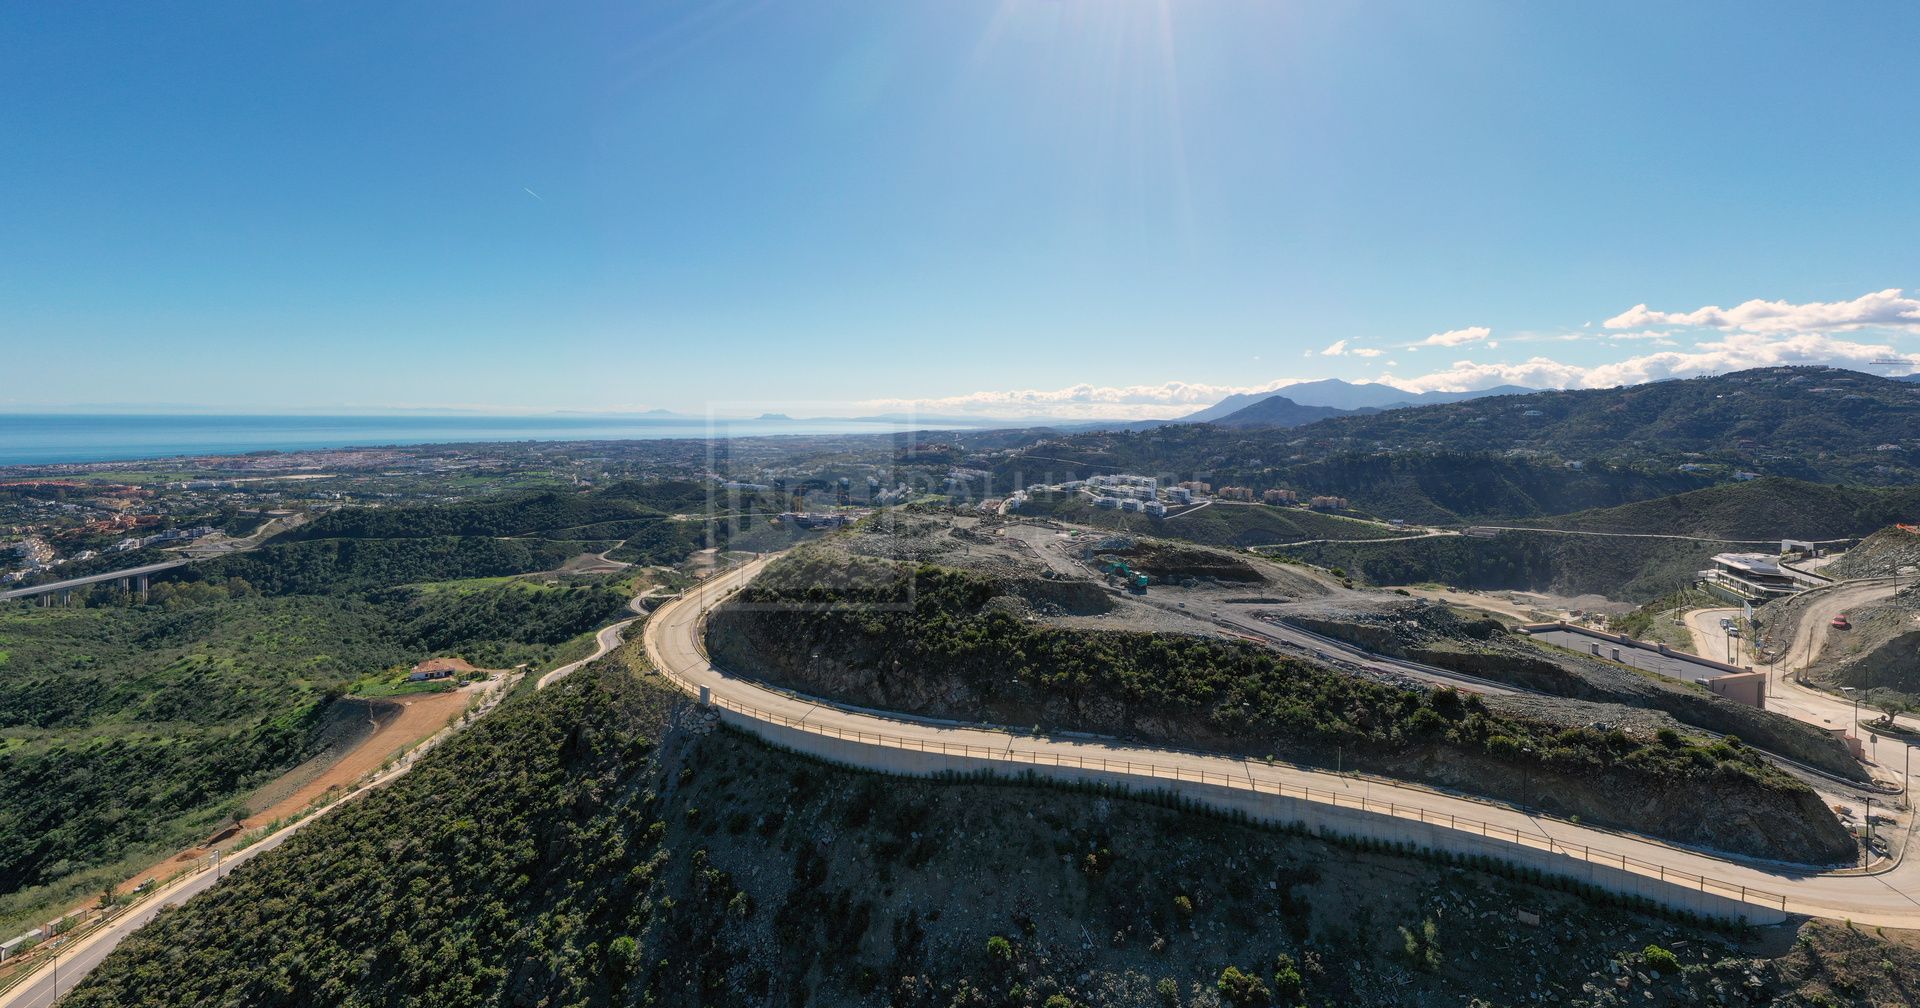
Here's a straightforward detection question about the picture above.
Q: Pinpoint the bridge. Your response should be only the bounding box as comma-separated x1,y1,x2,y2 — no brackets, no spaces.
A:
0,560,191,605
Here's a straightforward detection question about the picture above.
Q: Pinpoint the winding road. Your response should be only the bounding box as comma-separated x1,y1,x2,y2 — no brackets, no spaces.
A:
644,557,1920,928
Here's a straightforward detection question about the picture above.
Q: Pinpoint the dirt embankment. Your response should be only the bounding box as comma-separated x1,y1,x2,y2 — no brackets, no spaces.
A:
1096,540,1265,584
1827,527,1920,579
709,600,1856,865
1812,584,1920,698
239,689,473,830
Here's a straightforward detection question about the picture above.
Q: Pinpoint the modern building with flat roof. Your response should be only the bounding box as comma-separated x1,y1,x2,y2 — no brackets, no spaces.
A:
1701,552,1820,603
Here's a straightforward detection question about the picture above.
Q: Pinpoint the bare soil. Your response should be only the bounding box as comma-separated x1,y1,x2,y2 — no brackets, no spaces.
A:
237,688,474,832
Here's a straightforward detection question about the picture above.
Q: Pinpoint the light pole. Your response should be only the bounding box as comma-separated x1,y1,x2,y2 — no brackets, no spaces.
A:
1521,747,1535,808
1864,796,1875,866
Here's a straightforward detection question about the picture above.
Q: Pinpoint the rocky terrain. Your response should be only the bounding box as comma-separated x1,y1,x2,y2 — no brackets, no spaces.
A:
1827,527,1920,579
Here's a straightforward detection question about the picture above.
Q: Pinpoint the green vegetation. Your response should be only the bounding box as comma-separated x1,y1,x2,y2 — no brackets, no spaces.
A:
709,549,1852,861
0,488,703,933
0,575,623,918
60,660,1920,1007
1273,530,1718,600
1512,477,1920,541
1016,491,1405,546
1267,366,1920,487
1613,588,1718,650
986,369,1920,522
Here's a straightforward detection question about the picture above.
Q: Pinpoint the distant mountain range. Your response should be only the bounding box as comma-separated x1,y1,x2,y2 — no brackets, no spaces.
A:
1175,379,1538,427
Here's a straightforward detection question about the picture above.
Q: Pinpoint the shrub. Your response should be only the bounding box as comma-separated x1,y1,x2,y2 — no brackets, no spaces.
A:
1217,965,1272,1006
1156,977,1180,1005
1272,953,1303,1001
1174,894,1195,918
1400,917,1443,972
986,935,1014,961
1643,944,1680,975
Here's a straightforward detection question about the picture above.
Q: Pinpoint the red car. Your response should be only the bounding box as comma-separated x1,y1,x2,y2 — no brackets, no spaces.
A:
1831,615,1851,630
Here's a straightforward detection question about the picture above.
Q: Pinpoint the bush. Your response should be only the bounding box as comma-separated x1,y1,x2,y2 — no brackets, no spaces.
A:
986,935,1014,961
1217,965,1272,1007
1400,917,1443,972
1643,944,1680,975
1272,953,1303,1001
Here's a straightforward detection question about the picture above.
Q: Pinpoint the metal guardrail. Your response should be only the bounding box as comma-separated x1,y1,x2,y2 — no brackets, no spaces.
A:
652,621,1792,917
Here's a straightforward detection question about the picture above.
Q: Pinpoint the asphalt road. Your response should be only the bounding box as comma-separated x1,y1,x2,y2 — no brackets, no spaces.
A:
646,558,1920,927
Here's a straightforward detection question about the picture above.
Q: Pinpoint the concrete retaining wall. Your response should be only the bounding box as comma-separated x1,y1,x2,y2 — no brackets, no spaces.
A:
1520,621,1752,675
718,708,1788,926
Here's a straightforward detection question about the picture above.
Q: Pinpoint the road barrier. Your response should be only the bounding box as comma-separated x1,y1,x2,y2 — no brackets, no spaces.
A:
653,618,1793,926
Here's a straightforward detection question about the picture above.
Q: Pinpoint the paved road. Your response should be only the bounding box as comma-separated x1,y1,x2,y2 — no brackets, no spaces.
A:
645,559,1920,927
536,588,665,690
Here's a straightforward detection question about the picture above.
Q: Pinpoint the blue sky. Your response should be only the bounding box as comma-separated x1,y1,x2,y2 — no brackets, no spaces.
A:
3,1,1918,419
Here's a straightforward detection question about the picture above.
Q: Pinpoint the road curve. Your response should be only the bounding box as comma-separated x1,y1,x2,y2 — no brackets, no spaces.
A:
645,557,1920,928
537,587,664,690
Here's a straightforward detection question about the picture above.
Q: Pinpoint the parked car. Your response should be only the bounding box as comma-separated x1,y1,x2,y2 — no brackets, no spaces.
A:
1831,614,1851,629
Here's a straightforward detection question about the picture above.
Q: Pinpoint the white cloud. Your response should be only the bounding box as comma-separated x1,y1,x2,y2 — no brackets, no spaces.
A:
1605,330,1678,345
1604,288,1920,334
1420,325,1493,347
1319,339,1386,358
1378,332,1920,393
855,378,1305,421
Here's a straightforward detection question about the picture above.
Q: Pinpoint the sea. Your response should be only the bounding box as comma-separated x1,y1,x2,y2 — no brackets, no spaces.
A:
0,414,927,467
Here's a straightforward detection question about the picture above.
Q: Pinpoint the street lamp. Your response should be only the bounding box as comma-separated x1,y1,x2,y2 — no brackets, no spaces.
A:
1864,797,1875,866
1521,747,1536,808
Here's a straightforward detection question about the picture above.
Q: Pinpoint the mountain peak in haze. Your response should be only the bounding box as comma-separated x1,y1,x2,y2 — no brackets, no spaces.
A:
1177,379,1539,423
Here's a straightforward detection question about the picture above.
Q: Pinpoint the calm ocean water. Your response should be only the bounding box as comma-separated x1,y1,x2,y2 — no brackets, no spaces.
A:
0,414,918,467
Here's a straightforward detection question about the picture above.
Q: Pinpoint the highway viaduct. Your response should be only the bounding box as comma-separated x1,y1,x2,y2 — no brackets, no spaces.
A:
0,560,190,606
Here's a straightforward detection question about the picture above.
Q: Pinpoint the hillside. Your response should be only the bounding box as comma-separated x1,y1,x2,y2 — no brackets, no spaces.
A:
62,659,1920,1008
1275,530,1719,600
1012,491,1407,546
986,368,1920,522
1828,526,1920,578
0,575,625,935
991,438,1711,524
1276,367,1920,485
0,487,737,937
1514,478,1920,541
